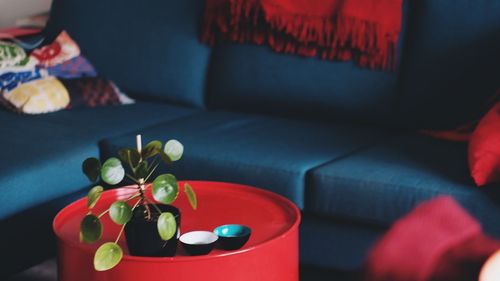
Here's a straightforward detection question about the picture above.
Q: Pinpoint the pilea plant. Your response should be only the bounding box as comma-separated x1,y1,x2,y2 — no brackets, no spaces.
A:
79,135,197,271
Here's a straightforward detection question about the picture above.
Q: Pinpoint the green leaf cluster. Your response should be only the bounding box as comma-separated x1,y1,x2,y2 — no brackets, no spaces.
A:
79,137,197,272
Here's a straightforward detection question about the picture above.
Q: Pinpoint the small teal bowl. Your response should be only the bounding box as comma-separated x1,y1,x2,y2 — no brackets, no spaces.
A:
213,224,252,251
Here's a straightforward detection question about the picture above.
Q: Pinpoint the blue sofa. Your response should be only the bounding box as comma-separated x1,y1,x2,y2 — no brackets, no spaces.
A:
1,0,500,278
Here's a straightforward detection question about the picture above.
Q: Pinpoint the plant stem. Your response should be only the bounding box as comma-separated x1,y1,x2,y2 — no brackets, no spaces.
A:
98,209,110,219
136,134,142,154
125,193,141,202
114,198,141,244
136,183,152,220
114,224,126,244
144,161,160,182
143,200,152,220
145,198,163,214
125,173,139,184
97,193,140,219
149,156,159,170
138,183,146,201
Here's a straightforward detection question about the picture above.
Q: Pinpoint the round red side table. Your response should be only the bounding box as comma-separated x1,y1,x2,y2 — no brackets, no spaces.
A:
53,181,301,281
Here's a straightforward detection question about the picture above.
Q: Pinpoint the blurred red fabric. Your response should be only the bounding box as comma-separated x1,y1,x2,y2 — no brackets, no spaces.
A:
469,102,500,186
364,196,500,281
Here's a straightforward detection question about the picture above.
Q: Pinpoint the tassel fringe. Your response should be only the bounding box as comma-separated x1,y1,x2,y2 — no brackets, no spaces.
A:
202,0,399,70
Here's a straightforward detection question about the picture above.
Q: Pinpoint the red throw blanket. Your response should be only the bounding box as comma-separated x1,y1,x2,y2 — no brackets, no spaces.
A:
364,196,500,281
202,0,403,70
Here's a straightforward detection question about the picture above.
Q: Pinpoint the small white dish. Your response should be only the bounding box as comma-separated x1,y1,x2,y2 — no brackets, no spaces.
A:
180,231,218,255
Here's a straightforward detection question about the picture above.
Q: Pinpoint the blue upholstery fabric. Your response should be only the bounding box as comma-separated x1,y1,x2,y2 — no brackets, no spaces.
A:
0,188,87,279
5,0,500,276
31,102,194,138
309,134,500,236
300,214,384,271
44,0,211,107
205,2,409,125
100,111,387,208
397,0,500,128
0,103,193,219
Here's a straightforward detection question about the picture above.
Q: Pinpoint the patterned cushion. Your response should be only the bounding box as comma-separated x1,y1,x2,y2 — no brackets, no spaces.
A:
0,40,26,68
0,31,133,114
47,56,97,79
30,31,80,67
61,77,129,108
2,77,70,114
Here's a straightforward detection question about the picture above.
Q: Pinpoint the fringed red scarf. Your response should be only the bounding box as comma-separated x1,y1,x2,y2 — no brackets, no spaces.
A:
202,0,403,70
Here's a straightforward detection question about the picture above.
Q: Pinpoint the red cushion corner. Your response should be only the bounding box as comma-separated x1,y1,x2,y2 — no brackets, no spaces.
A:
468,102,500,187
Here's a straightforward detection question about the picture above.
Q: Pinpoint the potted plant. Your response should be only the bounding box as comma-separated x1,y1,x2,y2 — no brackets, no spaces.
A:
79,135,197,271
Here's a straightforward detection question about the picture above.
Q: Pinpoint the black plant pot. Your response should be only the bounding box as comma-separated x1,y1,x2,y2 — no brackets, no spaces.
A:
124,204,181,257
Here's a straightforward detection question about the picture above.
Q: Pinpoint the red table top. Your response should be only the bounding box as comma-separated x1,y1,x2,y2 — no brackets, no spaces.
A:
53,181,301,262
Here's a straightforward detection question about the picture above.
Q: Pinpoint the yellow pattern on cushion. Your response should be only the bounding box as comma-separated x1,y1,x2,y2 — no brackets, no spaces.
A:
3,77,70,114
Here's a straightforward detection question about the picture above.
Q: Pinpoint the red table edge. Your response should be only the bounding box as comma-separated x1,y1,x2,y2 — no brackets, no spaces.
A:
53,181,301,263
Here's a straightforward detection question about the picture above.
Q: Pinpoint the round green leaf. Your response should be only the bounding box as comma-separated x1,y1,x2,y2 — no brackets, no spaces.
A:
118,148,140,169
94,242,123,271
101,157,125,185
164,140,183,161
82,157,101,182
160,152,172,165
184,183,197,210
152,174,179,204
157,212,176,241
87,185,103,209
80,214,102,244
142,140,162,159
109,201,132,225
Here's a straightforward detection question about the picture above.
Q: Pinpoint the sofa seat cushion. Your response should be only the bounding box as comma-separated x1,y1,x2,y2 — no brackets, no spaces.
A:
300,214,384,271
308,134,500,236
30,102,194,137
100,111,388,208
0,102,194,219
45,0,211,107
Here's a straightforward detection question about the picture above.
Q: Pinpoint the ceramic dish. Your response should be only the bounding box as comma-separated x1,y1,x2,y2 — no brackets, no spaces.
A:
180,231,218,256
213,224,251,250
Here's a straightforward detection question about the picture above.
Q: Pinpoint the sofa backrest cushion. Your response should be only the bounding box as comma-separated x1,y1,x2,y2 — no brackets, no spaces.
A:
397,0,500,129
45,0,211,107
204,2,410,125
